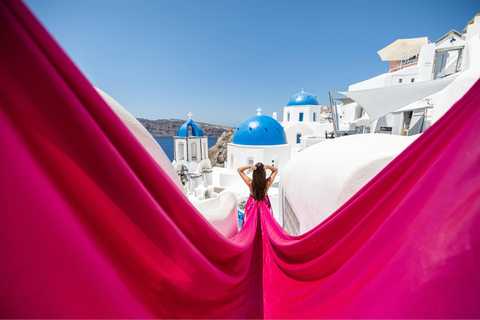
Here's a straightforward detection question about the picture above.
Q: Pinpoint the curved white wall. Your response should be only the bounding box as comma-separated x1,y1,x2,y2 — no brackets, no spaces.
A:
281,134,416,235
432,65,480,124
190,192,239,238
95,87,184,192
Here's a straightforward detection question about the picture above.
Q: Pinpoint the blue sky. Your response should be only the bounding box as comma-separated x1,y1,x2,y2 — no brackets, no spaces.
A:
25,0,479,127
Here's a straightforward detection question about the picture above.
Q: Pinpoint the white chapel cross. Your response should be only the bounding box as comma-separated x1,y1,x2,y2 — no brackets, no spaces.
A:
256,107,262,115
187,111,193,120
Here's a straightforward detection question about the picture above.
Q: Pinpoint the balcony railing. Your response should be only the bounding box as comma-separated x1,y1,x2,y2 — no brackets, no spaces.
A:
389,57,418,72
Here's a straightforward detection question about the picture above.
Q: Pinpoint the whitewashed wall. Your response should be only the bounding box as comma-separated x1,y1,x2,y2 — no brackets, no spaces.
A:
227,143,290,173
280,134,416,235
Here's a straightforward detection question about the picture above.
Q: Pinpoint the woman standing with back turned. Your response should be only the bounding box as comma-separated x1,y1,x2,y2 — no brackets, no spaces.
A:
237,163,277,225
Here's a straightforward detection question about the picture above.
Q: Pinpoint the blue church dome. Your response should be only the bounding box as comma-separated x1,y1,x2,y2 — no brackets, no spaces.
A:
177,119,204,137
286,90,319,106
233,115,287,146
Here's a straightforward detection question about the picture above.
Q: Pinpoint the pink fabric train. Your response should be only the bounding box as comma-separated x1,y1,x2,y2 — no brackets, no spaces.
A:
1,0,479,318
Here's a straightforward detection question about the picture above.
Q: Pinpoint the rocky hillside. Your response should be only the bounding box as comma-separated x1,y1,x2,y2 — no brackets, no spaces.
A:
137,118,234,138
208,131,233,167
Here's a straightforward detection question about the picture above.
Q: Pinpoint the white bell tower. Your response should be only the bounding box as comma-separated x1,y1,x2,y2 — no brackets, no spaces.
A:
172,112,213,195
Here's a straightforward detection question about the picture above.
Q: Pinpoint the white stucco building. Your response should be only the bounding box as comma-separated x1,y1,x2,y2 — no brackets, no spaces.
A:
280,14,480,236
281,89,332,149
338,29,468,136
227,110,290,172
216,109,290,191
210,109,290,222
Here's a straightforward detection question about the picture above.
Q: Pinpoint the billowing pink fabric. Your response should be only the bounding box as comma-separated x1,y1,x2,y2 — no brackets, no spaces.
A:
1,0,479,318
260,81,480,318
0,1,263,318
244,195,272,227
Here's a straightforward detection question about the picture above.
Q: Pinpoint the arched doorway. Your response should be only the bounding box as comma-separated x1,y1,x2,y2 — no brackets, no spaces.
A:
176,164,189,186
191,142,198,160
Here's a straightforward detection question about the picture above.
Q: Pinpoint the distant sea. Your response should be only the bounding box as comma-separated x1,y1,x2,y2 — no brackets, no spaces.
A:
154,137,218,162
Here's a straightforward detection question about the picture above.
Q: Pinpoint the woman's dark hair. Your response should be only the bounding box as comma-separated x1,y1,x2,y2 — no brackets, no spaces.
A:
252,162,267,202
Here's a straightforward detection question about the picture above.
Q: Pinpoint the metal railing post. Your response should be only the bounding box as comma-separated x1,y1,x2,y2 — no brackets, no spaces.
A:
329,91,339,138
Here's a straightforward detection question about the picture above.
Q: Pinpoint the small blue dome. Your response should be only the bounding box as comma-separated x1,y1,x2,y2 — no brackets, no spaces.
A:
233,115,287,146
177,119,204,137
286,90,319,106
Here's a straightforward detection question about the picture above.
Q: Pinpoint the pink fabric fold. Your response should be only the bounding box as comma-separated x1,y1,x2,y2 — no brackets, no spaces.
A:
261,80,480,318
0,0,262,318
1,0,479,318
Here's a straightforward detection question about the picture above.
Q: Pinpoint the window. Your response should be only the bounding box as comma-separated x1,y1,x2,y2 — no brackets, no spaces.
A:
296,133,301,144
272,156,279,169
287,112,290,121
402,111,413,136
299,112,304,122
399,79,403,83
411,78,415,83
247,157,254,173
313,112,316,122
434,49,462,79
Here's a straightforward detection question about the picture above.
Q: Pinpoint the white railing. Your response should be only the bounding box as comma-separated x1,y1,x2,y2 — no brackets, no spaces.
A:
389,57,419,72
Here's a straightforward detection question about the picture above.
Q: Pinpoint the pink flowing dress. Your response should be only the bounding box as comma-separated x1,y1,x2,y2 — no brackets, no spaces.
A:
243,194,272,227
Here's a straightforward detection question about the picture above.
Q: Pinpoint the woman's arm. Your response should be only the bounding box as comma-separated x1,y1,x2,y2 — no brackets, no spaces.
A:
237,165,253,173
265,165,278,189
237,165,254,188
264,164,277,171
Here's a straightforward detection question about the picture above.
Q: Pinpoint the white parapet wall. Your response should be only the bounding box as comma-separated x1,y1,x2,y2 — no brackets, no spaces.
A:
280,134,417,235
190,192,239,239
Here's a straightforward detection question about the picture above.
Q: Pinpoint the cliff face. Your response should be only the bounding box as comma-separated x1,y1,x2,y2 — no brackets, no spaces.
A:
137,118,234,138
208,131,233,167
